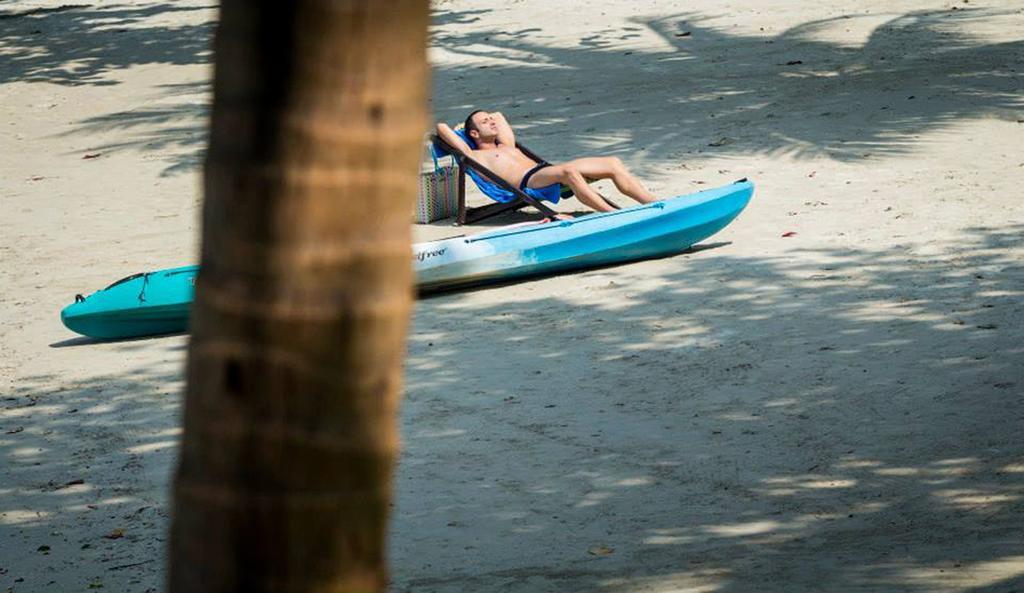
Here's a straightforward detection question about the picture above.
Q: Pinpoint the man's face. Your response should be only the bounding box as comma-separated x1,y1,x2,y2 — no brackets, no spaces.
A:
469,111,499,140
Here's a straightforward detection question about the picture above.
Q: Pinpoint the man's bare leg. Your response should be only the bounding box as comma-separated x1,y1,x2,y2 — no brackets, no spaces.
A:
569,157,659,203
525,164,618,212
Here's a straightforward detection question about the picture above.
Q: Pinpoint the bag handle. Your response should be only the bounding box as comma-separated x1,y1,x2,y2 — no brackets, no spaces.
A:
431,145,441,174
428,138,456,174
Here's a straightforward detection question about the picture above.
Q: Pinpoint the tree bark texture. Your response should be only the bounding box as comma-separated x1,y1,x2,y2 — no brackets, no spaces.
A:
170,2,428,592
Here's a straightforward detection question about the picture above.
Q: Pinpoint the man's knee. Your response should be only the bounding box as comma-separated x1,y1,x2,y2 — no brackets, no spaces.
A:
607,156,626,172
558,164,584,184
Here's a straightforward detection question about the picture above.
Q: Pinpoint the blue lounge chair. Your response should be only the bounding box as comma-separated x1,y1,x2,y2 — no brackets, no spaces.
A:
431,128,615,224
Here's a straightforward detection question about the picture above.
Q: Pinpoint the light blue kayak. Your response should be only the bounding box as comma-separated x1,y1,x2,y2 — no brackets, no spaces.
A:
61,180,753,339
416,179,752,291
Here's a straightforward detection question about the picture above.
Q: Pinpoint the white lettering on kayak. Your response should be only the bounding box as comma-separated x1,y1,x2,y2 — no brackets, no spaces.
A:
414,247,447,262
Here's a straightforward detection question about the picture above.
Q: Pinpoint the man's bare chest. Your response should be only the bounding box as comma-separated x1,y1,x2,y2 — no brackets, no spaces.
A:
477,146,529,166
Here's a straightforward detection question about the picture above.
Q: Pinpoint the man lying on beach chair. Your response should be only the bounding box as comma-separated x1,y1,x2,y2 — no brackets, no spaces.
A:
435,110,659,220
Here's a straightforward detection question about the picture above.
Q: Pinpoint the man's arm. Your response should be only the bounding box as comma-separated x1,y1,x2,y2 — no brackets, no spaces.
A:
435,122,474,156
493,112,516,147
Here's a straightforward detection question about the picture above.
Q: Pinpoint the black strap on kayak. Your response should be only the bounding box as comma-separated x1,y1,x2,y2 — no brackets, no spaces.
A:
137,273,150,303
75,294,85,303
103,272,145,291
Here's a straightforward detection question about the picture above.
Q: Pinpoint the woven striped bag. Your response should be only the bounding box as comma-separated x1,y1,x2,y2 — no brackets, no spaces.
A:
415,148,458,223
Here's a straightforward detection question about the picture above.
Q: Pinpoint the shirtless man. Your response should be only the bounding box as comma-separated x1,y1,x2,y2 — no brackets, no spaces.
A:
435,110,659,213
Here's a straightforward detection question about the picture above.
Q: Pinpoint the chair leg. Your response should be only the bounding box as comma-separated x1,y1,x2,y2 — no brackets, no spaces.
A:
457,168,468,225
454,164,527,225
462,199,528,225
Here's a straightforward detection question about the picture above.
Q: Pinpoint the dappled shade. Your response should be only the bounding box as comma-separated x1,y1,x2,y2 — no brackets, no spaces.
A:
432,6,1024,168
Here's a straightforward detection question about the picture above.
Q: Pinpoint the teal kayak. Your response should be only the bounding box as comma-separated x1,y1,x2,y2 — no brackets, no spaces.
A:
61,266,197,340
61,180,753,339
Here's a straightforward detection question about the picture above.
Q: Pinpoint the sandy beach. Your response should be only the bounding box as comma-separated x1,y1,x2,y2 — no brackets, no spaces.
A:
2,1,1023,591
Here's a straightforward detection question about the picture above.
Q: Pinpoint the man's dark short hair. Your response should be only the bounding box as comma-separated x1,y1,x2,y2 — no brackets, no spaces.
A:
464,109,484,135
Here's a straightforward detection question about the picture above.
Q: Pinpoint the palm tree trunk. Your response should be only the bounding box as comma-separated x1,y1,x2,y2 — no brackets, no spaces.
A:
169,2,428,591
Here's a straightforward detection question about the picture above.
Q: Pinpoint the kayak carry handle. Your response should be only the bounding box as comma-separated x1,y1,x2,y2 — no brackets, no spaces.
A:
75,294,85,303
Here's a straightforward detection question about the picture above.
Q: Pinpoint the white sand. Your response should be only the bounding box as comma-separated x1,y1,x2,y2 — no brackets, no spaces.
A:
2,1,1022,591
